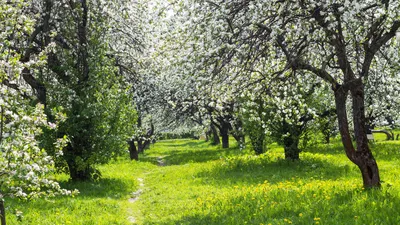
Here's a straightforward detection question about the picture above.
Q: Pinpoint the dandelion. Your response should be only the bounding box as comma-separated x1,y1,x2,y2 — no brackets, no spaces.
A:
299,213,303,217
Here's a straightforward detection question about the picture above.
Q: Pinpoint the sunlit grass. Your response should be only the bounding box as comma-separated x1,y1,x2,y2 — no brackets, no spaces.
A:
131,138,400,225
5,160,155,225
6,137,400,224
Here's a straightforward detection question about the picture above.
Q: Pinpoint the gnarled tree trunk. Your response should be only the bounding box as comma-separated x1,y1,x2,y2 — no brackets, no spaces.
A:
335,82,380,188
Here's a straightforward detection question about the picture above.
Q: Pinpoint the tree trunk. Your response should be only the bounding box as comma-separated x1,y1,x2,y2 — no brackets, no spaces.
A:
141,121,155,151
233,133,246,147
143,140,151,150
128,140,138,161
250,132,264,155
221,133,229,148
210,123,220,145
205,130,210,142
137,140,144,153
283,135,300,160
0,199,6,225
220,122,230,148
325,133,330,144
335,83,380,188
67,160,92,181
65,144,92,181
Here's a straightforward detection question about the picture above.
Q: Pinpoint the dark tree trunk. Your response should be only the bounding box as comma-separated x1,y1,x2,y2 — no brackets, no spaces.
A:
142,121,155,151
137,140,144,153
205,130,210,142
283,135,300,160
142,140,151,151
66,160,91,181
64,144,92,181
128,140,138,161
335,83,380,188
325,134,330,144
210,123,220,145
137,139,151,153
0,199,5,225
233,133,246,147
220,122,230,148
221,133,229,148
280,121,301,160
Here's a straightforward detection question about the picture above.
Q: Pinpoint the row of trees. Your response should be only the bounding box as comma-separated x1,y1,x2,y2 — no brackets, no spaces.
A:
0,0,157,223
1,3,400,224
142,0,400,188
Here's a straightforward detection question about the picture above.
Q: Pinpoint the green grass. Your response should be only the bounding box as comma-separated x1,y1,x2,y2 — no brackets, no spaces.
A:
5,160,154,225
6,137,400,224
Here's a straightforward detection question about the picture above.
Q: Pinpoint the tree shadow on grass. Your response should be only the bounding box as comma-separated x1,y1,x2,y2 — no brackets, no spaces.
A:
195,155,358,186
302,142,345,155
141,146,246,166
5,177,135,223
58,177,134,199
157,140,211,148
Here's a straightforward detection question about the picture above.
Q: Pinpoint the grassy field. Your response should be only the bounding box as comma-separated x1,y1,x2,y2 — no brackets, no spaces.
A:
5,134,400,224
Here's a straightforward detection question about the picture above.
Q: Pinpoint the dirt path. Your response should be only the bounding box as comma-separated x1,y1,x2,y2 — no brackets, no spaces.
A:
157,156,166,166
127,155,168,223
127,177,144,223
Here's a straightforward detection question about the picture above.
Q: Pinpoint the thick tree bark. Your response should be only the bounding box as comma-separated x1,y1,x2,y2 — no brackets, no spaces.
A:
335,83,380,188
220,122,230,148
128,140,138,161
0,199,5,225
